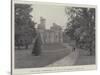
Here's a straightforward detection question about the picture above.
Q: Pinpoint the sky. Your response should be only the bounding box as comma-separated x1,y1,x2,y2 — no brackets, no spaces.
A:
31,4,68,29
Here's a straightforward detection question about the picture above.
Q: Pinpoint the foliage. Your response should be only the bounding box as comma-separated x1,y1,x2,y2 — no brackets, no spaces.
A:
15,4,36,48
64,7,95,55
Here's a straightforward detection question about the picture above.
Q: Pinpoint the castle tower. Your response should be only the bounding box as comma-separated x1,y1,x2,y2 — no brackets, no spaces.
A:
38,17,46,30
37,17,46,44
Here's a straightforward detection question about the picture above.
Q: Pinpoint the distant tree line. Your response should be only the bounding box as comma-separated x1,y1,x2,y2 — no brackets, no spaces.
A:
64,7,95,55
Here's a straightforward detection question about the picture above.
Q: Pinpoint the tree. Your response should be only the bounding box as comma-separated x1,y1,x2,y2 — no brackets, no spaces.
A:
64,7,95,55
15,4,36,49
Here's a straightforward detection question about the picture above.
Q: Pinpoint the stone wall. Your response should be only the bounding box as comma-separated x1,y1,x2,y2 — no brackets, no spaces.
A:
38,29,63,44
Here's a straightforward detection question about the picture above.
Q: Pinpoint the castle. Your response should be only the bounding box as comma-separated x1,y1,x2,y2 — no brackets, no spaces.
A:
37,17,63,44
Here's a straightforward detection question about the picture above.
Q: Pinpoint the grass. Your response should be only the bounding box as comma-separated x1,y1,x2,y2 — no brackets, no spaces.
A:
15,43,70,68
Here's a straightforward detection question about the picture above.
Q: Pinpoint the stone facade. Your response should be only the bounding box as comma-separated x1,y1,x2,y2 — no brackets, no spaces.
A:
37,17,63,44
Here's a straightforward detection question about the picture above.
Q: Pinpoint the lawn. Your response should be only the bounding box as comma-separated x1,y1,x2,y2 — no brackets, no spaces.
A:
15,43,70,68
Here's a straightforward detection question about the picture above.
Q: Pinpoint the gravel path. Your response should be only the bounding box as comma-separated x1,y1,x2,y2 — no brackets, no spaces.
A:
47,48,79,67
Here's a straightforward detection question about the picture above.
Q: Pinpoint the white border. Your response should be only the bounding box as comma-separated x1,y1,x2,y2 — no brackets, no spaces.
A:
14,0,96,8
12,0,97,75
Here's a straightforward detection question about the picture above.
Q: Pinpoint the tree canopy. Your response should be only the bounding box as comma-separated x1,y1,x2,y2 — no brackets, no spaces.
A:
15,4,36,47
64,7,95,55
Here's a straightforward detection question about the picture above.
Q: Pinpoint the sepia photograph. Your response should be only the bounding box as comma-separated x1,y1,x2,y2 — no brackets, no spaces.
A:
12,0,96,74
